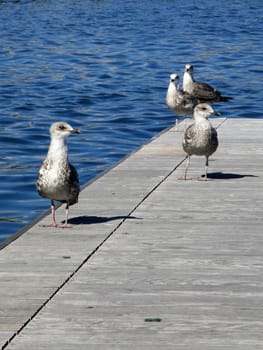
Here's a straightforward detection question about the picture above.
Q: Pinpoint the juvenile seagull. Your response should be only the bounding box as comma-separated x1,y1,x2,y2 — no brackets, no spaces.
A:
166,74,197,120
183,64,232,103
182,103,219,180
37,122,81,228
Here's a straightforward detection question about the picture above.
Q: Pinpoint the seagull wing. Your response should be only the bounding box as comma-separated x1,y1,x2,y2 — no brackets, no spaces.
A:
183,124,195,146
182,91,198,108
210,127,219,150
192,81,220,102
68,163,80,205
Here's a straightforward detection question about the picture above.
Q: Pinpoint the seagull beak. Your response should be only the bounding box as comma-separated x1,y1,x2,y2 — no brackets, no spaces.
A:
71,128,81,134
214,111,221,116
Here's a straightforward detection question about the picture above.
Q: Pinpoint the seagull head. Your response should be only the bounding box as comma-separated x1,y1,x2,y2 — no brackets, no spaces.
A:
194,103,220,120
184,64,193,74
170,74,180,84
50,122,81,139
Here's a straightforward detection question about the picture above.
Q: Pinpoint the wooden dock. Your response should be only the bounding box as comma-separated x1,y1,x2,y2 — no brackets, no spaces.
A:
1,118,263,349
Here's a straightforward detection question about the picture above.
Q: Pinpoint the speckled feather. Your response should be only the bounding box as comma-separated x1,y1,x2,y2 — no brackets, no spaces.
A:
183,122,218,157
181,103,219,180
37,159,79,206
36,122,81,227
166,74,197,116
183,64,232,103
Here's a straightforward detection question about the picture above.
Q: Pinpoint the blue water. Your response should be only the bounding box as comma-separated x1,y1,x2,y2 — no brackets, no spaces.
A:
0,0,262,244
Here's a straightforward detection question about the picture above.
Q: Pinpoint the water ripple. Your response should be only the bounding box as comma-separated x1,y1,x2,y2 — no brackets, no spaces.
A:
0,0,263,243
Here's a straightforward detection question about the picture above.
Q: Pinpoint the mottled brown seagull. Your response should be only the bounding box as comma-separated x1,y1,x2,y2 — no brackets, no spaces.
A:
166,73,197,124
183,64,232,103
37,122,81,228
181,103,219,180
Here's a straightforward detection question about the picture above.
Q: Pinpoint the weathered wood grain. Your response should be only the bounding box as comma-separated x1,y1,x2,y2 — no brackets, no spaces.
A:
1,119,263,349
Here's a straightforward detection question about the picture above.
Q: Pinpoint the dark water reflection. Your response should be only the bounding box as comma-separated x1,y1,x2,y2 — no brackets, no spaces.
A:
0,0,263,243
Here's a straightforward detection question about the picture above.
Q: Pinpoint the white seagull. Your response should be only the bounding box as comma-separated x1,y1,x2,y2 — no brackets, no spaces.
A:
37,122,81,228
166,74,197,122
181,103,219,180
183,64,232,103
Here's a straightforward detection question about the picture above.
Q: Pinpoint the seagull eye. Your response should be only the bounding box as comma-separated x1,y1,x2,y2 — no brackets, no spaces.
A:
58,124,66,130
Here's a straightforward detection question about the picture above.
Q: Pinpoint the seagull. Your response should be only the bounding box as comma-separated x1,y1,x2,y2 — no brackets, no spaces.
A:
183,64,232,103
166,74,197,123
181,103,219,180
36,122,81,228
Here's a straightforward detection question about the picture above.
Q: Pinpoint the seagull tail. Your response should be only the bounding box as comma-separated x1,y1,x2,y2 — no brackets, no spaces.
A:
220,95,233,102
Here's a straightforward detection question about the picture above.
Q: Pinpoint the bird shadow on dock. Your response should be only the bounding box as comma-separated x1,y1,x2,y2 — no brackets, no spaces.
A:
67,215,141,225
205,172,257,180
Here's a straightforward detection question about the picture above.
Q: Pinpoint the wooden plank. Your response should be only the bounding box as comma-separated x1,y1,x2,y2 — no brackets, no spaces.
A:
1,119,263,349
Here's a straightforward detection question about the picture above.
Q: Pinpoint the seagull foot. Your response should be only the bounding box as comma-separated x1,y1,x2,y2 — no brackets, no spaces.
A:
57,223,73,229
178,176,192,180
198,176,211,181
39,223,58,228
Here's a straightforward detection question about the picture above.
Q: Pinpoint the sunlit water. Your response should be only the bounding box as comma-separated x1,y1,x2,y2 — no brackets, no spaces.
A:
0,0,262,244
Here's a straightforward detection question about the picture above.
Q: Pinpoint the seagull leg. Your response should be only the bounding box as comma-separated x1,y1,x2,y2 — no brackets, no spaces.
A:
204,156,211,180
199,156,210,181
185,155,191,179
205,157,209,180
51,201,57,225
58,202,72,228
40,200,58,227
179,155,191,180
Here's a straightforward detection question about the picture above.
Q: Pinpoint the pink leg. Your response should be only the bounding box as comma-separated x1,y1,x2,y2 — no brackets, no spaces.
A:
198,156,210,181
57,203,72,228
178,155,192,180
40,200,58,227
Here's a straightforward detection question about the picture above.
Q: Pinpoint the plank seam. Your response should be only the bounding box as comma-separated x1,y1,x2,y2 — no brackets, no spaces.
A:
1,156,186,350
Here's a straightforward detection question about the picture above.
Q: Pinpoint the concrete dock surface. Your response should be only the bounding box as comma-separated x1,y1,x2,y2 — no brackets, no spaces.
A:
1,118,263,349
